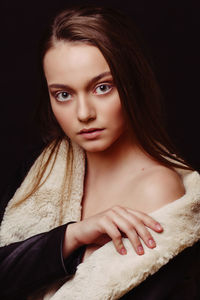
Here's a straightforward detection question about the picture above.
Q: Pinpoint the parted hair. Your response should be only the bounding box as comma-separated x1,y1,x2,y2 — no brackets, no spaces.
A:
37,5,191,171
17,4,192,206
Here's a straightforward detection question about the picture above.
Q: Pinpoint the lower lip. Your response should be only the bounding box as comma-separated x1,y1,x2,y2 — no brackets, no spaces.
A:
79,129,104,139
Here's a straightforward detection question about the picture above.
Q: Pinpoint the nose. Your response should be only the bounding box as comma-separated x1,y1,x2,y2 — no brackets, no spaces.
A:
77,95,96,123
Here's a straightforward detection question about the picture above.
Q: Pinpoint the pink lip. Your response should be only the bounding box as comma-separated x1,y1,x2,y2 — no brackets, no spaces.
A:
79,128,103,134
78,128,105,139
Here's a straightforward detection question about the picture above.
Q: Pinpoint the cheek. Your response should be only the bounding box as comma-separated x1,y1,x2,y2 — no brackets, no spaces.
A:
105,99,125,127
51,103,74,134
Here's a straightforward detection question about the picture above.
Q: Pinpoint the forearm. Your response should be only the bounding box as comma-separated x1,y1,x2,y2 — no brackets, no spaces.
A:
0,223,84,299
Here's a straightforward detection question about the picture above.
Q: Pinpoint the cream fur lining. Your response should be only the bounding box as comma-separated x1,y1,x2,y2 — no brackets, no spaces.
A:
0,140,200,299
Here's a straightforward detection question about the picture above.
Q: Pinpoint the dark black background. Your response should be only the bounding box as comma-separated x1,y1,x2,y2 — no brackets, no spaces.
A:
1,0,199,187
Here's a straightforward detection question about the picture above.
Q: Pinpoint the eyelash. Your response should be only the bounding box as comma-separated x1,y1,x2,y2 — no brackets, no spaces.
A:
93,83,113,95
54,91,72,102
52,82,114,102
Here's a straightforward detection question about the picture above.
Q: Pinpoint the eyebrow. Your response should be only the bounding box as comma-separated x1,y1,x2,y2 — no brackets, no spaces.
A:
48,71,112,90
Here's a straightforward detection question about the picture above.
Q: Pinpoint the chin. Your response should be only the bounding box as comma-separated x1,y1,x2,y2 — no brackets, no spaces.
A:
78,140,112,153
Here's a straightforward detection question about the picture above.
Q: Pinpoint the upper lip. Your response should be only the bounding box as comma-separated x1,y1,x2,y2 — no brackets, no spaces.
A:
79,128,104,134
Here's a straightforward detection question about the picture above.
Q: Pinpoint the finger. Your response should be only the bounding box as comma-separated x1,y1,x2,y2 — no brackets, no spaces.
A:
99,216,127,255
123,228,144,255
130,219,156,249
108,210,145,255
112,206,156,250
126,208,163,232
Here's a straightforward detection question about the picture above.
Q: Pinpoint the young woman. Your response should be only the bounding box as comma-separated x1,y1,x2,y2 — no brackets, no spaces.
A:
0,5,200,300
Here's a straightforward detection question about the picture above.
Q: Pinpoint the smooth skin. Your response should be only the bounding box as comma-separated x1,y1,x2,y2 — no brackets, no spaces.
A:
43,42,185,261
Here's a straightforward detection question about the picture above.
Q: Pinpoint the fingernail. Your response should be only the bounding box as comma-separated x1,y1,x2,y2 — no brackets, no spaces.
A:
148,239,156,247
137,245,144,255
156,224,163,231
120,247,127,255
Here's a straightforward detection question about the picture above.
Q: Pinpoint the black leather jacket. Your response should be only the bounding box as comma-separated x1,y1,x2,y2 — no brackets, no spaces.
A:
0,147,200,300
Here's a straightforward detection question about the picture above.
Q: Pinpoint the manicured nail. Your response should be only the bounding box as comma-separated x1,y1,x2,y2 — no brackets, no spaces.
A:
120,247,127,255
156,224,163,231
137,245,144,255
148,239,156,247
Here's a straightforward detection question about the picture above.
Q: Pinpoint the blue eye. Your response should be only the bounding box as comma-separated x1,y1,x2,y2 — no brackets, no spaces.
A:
56,91,72,102
95,84,112,95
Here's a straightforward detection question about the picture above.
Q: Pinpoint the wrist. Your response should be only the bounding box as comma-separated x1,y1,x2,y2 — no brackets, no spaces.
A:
62,222,83,258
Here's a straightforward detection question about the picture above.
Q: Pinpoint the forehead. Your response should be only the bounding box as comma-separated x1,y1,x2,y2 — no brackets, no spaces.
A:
43,42,111,84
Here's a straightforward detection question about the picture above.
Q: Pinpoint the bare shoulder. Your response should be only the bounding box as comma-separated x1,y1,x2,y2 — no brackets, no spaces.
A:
137,166,185,212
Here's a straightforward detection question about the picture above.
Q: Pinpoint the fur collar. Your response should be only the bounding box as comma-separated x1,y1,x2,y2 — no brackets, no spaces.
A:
0,140,200,299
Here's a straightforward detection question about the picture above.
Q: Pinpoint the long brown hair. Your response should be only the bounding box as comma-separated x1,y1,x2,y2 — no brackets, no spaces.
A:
16,4,193,207
37,4,191,171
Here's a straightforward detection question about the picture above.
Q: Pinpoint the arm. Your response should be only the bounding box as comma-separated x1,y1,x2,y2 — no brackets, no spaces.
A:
0,223,86,300
0,148,164,298
0,207,162,300
0,149,85,299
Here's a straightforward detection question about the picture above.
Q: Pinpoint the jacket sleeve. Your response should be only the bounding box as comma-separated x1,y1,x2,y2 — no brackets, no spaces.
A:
0,223,86,300
0,146,86,299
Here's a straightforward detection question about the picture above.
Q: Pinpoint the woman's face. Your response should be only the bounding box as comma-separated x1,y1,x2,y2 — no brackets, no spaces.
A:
43,42,127,152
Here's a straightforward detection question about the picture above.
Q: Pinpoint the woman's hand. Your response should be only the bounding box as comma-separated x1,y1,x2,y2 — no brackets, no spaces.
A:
63,205,163,258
